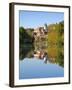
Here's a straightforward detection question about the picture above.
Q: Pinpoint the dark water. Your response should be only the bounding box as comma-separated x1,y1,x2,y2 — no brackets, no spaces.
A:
19,58,64,79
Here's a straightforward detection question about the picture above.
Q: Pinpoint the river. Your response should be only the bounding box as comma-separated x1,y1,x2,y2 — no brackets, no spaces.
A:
19,58,64,79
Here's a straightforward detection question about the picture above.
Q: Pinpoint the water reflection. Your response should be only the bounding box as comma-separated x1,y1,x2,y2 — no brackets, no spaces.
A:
19,58,64,79
19,27,49,63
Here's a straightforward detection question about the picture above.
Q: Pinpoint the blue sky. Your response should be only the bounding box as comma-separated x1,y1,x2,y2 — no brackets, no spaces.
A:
19,10,64,29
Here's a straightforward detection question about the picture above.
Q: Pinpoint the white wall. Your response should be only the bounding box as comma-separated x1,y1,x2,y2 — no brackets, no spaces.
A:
0,0,72,89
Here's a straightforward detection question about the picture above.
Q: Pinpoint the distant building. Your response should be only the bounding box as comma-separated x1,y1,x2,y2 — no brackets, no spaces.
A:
33,26,48,40
34,27,44,36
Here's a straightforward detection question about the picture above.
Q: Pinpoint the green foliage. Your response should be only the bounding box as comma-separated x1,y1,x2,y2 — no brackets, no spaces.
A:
47,21,64,67
19,27,34,60
56,51,64,67
56,21,64,67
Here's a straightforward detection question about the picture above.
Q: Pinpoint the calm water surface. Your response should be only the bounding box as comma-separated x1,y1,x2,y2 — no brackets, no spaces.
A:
19,58,64,79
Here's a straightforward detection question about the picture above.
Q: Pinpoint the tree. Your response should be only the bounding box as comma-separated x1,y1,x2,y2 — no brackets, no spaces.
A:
19,27,34,60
